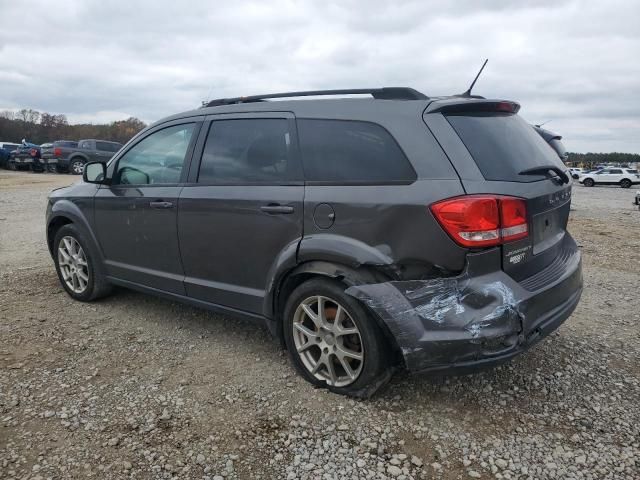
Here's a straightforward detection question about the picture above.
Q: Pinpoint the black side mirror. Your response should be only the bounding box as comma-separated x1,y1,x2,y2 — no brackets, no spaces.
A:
83,161,107,184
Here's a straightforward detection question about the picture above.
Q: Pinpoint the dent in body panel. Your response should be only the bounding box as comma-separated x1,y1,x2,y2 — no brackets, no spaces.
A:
344,255,524,368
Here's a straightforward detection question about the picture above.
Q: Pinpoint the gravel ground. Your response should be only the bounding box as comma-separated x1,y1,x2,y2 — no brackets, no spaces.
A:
1,170,639,480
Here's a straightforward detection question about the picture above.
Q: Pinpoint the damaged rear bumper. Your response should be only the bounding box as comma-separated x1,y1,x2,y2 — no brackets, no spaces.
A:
346,234,583,373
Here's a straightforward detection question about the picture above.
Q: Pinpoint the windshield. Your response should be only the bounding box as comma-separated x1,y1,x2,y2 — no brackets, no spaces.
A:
446,113,567,183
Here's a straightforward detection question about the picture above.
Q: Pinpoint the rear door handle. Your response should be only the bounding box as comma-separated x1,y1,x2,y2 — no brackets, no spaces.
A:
260,205,294,214
149,200,174,209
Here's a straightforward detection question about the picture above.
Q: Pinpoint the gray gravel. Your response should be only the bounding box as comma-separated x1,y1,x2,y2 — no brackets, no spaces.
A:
1,171,639,479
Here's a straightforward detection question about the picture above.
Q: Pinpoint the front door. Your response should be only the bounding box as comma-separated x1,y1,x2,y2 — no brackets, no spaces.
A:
94,121,201,294
178,113,304,314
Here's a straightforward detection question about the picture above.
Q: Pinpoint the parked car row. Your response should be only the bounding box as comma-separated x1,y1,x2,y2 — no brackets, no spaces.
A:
0,139,123,174
578,167,640,188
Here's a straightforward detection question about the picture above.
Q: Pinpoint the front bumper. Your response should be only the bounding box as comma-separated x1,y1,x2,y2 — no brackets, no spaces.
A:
346,233,583,373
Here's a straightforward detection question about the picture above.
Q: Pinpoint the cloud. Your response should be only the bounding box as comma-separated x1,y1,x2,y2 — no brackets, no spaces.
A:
0,0,638,152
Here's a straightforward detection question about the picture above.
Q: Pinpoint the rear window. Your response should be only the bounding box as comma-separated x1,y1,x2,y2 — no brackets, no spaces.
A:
297,119,416,184
55,141,78,148
446,113,566,183
96,141,121,152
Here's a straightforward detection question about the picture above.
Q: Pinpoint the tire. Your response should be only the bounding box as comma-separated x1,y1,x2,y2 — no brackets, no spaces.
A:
620,179,632,189
69,158,85,175
583,178,594,187
53,224,112,301
283,277,391,398
47,164,58,173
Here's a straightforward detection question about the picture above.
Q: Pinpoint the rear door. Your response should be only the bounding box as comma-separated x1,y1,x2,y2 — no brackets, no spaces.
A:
424,105,573,281
178,112,304,314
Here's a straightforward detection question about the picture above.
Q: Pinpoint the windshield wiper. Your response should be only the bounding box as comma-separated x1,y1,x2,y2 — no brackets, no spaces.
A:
519,166,570,184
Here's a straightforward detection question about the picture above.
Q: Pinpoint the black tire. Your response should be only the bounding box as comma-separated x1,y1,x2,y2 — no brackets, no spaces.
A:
583,178,595,187
283,277,392,398
620,179,632,189
53,223,112,301
47,164,58,173
8,162,16,171
69,158,85,175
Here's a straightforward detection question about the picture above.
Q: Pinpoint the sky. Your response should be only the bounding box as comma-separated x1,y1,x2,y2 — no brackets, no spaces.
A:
0,0,638,153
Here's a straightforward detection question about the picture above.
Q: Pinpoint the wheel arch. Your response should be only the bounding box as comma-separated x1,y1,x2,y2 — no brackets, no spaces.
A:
47,200,104,264
271,260,403,364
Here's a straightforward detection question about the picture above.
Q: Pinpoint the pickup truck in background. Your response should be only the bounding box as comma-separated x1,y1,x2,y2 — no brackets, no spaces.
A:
9,143,41,171
46,139,123,174
41,140,78,172
0,142,21,169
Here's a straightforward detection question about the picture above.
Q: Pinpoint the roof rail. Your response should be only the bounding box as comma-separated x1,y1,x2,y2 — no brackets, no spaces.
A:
202,87,428,107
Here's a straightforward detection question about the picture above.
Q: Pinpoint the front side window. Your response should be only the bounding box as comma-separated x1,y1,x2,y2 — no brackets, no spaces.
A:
198,119,295,184
297,119,416,183
113,123,195,185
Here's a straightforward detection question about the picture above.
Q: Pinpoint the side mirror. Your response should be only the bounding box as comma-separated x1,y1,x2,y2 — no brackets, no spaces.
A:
83,161,106,184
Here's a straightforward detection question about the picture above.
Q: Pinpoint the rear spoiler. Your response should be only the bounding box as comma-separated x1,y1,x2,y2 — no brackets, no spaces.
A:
425,98,520,114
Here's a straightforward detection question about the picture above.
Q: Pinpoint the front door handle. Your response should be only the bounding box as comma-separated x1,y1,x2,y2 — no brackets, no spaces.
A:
149,200,174,209
260,205,294,214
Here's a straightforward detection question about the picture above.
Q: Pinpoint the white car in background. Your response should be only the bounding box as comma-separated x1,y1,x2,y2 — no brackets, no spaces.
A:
568,167,584,179
579,168,640,188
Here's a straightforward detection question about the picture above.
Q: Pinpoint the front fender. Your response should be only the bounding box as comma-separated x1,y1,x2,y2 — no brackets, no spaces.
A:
48,197,103,262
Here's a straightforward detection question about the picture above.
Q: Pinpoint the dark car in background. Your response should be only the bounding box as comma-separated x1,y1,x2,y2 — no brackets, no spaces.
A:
0,142,21,169
46,87,582,397
55,139,123,174
41,140,79,172
10,143,40,171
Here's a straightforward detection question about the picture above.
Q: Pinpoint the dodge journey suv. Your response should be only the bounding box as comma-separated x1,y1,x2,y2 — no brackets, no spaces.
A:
46,87,583,397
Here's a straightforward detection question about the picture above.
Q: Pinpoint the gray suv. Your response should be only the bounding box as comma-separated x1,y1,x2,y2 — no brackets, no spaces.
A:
46,88,583,397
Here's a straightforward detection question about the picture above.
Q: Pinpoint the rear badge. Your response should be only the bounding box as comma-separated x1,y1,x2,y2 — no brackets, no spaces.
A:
505,244,532,265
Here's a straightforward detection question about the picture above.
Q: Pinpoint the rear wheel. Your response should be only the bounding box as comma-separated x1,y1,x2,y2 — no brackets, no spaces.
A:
583,178,595,187
70,159,85,175
620,179,632,189
283,278,391,397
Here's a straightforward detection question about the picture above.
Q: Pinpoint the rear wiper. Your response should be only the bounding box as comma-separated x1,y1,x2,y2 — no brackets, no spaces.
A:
519,165,570,184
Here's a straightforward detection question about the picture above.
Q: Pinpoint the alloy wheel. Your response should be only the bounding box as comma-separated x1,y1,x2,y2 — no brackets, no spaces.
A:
71,161,84,174
292,295,364,387
58,236,89,294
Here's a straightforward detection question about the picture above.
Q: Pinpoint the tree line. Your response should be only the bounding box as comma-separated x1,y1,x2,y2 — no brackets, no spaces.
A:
565,152,640,167
0,109,146,145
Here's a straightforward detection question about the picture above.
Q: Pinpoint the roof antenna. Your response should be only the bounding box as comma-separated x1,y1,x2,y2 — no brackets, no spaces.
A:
535,120,551,127
460,59,488,97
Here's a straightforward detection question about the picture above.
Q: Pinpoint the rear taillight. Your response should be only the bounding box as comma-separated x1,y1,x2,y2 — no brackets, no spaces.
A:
430,195,528,248
54,147,62,156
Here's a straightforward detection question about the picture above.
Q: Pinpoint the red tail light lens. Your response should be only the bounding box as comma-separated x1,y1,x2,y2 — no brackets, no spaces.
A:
499,197,528,242
430,195,528,248
54,147,62,157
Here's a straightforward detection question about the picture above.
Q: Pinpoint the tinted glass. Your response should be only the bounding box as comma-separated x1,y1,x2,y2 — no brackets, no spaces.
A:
114,123,195,185
609,169,622,174
79,141,92,149
446,113,566,183
198,119,295,184
297,119,416,183
627,169,638,174
54,141,78,148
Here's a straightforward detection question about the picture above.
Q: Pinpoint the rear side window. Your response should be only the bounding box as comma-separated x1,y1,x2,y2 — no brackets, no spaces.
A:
297,119,416,183
198,119,297,184
96,141,120,152
609,169,622,174
446,113,566,183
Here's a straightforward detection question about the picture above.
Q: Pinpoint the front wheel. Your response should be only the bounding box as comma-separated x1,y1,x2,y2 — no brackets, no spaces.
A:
620,179,632,189
69,159,85,175
283,278,391,397
583,178,595,187
53,224,112,301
